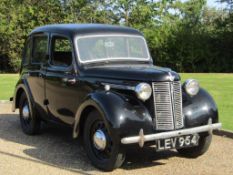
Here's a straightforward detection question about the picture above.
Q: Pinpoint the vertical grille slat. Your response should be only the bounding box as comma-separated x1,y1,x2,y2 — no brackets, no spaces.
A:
173,81,183,129
152,81,183,130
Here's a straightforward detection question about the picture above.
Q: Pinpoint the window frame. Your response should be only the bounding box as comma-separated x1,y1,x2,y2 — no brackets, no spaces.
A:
74,34,152,64
31,33,49,65
48,33,74,70
22,36,32,66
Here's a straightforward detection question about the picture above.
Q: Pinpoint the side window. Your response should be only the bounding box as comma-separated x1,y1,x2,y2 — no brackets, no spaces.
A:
51,36,72,67
32,35,48,63
23,38,31,65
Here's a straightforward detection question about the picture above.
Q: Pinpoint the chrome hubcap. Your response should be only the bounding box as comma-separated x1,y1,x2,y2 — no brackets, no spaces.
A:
22,104,30,120
93,129,107,151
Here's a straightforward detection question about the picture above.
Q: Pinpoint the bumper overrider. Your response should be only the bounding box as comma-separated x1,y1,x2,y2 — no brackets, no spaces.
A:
121,119,222,147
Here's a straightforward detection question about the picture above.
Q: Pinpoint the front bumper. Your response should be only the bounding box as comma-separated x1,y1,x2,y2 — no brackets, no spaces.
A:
121,119,222,147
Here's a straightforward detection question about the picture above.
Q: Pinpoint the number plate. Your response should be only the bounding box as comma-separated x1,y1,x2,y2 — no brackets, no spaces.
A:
156,134,200,151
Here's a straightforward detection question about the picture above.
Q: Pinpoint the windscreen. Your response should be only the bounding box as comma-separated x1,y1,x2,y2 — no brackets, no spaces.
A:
77,35,150,63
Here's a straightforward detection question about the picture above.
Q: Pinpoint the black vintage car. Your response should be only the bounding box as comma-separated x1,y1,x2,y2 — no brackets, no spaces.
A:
12,24,221,171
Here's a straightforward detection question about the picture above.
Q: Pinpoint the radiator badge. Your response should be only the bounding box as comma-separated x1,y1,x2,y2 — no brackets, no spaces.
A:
168,72,175,81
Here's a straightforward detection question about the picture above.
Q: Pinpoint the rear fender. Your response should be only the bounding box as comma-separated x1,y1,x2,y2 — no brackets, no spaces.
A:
12,79,34,112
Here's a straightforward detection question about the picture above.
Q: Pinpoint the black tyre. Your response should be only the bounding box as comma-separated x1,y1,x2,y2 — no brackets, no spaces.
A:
19,92,41,135
177,133,212,158
83,110,125,171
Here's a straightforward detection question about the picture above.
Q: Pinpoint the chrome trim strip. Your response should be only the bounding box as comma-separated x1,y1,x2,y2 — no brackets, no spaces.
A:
121,122,222,147
101,82,135,91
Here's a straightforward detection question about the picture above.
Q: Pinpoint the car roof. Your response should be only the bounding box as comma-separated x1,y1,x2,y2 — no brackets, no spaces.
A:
30,24,143,37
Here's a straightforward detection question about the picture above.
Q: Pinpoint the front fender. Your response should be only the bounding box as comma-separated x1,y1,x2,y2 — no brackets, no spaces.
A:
73,91,154,139
183,88,218,127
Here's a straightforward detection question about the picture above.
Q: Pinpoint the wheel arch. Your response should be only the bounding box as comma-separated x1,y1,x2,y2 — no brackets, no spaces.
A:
73,99,105,139
13,83,34,112
75,105,97,138
15,87,24,109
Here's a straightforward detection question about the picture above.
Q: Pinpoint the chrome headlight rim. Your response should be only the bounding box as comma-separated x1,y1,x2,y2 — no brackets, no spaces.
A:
135,83,152,101
183,79,200,96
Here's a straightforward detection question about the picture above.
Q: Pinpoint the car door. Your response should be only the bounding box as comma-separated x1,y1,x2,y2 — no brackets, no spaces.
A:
26,33,49,119
45,34,79,125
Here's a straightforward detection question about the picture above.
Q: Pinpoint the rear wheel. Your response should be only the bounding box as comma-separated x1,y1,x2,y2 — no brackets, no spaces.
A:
83,110,125,171
19,92,41,135
177,133,212,158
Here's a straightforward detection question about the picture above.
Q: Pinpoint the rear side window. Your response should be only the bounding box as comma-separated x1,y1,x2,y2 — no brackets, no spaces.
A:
32,35,48,63
23,39,31,65
51,36,72,67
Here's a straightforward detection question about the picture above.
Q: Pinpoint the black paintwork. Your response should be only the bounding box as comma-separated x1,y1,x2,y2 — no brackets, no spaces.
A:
13,24,218,142
81,64,180,81
31,24,143,37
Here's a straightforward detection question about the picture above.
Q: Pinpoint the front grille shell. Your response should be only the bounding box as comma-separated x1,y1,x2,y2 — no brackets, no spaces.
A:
152,81,183,130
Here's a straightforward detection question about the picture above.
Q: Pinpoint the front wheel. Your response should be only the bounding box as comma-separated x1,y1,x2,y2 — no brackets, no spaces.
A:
83,110,125,171
177,133,212,158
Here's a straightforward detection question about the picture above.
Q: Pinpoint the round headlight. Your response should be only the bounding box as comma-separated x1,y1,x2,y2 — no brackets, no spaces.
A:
183,79,200,96
135,83,152,101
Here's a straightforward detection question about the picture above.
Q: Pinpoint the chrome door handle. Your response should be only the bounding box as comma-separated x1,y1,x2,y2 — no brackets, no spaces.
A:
62,78,76,85
67,78,76,84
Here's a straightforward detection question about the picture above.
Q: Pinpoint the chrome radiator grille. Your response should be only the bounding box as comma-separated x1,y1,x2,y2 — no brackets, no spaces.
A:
152,81,183,130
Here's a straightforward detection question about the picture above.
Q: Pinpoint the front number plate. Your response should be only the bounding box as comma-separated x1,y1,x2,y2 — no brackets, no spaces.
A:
156,134,200,151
